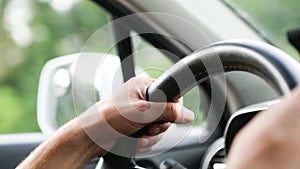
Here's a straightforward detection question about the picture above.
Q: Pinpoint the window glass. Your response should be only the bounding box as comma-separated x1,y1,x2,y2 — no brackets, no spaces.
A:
224,0,300,60
132,34,205,126
0,0,112,133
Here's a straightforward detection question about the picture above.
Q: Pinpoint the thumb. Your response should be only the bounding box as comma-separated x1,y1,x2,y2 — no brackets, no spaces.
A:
174,104,195,124
158,103,195,124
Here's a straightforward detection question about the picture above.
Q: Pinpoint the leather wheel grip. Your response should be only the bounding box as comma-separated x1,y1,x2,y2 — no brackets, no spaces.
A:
147,40,300,102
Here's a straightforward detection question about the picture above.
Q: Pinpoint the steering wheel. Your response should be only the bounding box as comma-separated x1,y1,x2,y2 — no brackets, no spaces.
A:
100,40,300,169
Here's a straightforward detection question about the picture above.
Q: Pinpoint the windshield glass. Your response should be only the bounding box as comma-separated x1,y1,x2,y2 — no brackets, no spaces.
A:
224,0,300,60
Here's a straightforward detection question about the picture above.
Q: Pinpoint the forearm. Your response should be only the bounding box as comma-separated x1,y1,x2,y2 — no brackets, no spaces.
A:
17,119,104,169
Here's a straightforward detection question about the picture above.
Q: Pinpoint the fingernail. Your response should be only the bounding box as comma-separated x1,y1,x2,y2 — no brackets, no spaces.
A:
149,127,160,135
184,110,195,122
140,138,150,147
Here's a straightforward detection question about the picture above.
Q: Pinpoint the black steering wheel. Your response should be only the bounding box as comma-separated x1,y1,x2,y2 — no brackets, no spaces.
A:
100,40,300,169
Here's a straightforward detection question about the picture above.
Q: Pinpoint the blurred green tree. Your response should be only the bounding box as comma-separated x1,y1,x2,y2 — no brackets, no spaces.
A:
0,0,110,133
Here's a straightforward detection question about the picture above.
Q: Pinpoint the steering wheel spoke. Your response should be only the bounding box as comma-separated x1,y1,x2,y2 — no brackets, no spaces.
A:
224,100,280,152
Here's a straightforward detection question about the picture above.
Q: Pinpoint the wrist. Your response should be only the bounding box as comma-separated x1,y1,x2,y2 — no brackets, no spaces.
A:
58,118,106,160
75,101,119,156
17,115,106,169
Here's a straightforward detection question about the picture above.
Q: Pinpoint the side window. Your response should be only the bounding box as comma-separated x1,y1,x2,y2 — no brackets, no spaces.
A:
132,33,173,78
0,0,114,133
132,34,205,126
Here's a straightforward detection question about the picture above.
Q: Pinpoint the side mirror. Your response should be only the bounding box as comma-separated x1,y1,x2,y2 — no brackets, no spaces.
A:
37,53,123,136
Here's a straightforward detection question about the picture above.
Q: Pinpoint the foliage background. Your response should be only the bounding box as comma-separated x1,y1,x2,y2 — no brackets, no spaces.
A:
0,0,109,133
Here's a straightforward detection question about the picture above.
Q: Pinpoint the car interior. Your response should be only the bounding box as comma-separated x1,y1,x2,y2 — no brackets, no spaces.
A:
0,0,300,169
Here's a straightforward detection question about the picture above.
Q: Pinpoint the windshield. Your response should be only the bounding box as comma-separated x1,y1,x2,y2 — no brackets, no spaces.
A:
223,0,300,60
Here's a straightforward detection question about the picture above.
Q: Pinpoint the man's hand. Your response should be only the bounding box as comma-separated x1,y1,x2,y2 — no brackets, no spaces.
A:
17,77,194,169
79,77,194,153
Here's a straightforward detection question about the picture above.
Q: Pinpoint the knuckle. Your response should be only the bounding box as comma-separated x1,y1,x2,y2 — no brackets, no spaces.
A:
135,101,150,112
160,122,171,132
165,104,178,121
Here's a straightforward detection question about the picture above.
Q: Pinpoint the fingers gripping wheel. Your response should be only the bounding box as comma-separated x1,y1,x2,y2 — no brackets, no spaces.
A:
102,40,300,169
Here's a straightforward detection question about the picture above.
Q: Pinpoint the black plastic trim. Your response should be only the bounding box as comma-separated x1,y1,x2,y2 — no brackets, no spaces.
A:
92,0,193,60
112,15,135,81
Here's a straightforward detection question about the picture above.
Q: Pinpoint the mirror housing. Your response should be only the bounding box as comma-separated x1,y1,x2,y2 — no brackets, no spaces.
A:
37,53,123,136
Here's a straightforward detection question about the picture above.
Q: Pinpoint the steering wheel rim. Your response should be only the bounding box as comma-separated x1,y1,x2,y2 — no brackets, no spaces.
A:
147,40,300,102
102,40,300,169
